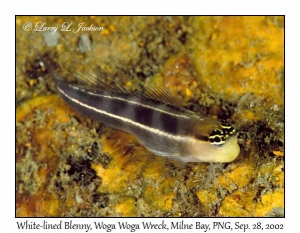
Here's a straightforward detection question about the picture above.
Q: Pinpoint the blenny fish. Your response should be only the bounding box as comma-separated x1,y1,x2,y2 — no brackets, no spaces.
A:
43,60,240,163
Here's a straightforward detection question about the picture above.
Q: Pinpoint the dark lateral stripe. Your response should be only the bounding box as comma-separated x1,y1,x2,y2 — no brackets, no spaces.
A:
159,111,180,135
56,86,185,141
68,85,190,119
134,104,153,128
109,97,130,118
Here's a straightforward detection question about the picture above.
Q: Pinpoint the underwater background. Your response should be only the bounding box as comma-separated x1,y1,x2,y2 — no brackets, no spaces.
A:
16,16,284,217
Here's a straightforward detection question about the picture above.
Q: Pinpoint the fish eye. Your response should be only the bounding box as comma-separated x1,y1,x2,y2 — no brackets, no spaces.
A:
208,122,237,147
209,129,226,146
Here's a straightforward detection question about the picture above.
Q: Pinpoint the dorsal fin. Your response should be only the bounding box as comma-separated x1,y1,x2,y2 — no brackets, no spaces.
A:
139,85,187,111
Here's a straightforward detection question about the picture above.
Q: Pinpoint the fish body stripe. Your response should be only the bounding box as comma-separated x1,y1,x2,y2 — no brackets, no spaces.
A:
67,84,191,119
56,86,186,141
